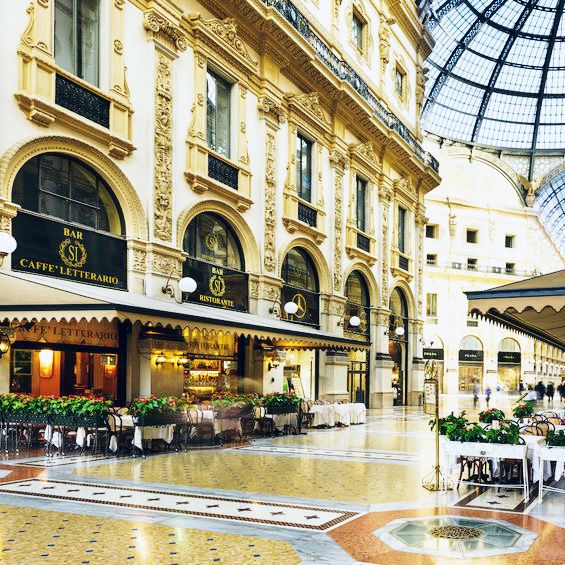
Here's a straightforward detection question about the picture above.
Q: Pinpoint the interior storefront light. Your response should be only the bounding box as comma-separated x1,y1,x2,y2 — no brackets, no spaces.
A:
155,351,167,367
0,334,11,357
39,349,54,378
177,353,190,367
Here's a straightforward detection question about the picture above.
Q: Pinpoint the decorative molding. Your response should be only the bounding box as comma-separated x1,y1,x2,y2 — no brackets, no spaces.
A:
379,16,396,67
132,249,147,273
186,14,257,71
381,199,390,305
416,65,428,116
333,169,344,292
284,92,331,133
264,131,277,272
448,212,456,238
393,177,417,199
143,11,187,52
257,97,286,125
153,54,173,241
329,150,348,171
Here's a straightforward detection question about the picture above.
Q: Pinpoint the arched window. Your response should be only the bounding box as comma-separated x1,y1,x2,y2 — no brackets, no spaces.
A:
499,338,520,352
183,213,248,312
460,335,483,351
388,288,408,341
345,271,370,336
184,213,244,270
281,248,319,326
11,153,127,289
13,154,124,235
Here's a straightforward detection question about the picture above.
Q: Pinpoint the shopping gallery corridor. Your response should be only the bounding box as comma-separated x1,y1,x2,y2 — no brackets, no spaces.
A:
0,395,563,564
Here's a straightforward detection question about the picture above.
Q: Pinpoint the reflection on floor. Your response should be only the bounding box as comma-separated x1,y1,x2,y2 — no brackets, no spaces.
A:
0,395,563,564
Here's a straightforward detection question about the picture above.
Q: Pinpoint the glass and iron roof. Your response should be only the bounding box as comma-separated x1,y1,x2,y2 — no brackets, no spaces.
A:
422,0,565,152
534,171,565,251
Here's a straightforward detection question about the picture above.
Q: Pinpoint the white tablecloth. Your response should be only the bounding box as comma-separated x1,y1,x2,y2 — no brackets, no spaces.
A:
350,403,367,424
115,414,175,450
271,413,298,432
537,409,565,421
537,446,565,503
308,403,366,427
309,405,336,427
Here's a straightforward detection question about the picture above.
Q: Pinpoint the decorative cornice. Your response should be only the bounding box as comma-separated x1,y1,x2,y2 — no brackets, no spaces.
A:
143,11,187,52
285,92,331,132
257,97,286,124
186,14,258,70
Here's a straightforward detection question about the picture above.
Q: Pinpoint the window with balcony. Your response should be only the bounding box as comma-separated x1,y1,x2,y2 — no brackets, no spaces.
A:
398,206,406,253
426,224,438,238
466,229,478,244
55,0,100,86
505,234,515,248
467,258,478,270
356,177,367,233
296,134,313,202
206,70,231,158
395,67,406,99
426,254,437,265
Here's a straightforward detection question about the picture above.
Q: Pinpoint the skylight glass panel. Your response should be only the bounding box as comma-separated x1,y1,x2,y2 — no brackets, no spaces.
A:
536,125,565,149
476,118,533,148
494,65,543,92
484,93,537,121
469,24,510,58
424,103,478,140
435,79,485,114
505,37,547,66
521,9,557,35
539,98,565,123
549,41,565,67
453,50,497,85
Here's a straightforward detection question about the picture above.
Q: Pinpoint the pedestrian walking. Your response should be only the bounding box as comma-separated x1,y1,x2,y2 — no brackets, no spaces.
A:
546,382,555,404
472,380,480,409
485,386,491,406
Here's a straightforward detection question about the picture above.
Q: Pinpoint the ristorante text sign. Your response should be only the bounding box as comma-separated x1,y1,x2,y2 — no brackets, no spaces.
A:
12,212,127,289
184,258,248,311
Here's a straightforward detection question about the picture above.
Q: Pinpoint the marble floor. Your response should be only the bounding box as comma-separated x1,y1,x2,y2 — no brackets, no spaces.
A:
0,395,563,564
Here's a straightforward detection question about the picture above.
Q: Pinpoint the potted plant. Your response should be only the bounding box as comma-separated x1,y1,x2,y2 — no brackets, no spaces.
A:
429,411,468,435
128,395,185,426
546,429,565,448
513,401,534,422
262,392,301,414
479,408,505,427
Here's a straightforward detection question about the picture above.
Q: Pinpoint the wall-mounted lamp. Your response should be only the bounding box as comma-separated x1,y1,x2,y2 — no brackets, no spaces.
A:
385,318,405,338
0,334,11,358
269,300,299,317
177,353,191,368
161,273,198,303
337,314,361,328
155,351,167,367
0,232,17,267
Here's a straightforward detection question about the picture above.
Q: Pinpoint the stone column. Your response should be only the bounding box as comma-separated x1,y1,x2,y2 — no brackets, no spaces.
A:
371,306,394,408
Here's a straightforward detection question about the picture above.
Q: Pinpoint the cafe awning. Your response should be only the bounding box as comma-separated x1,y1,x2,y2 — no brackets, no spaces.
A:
0,271,368,350
465,269,565,349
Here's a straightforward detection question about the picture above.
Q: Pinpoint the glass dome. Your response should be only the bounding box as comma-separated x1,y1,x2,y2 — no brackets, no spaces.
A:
422,0,565,152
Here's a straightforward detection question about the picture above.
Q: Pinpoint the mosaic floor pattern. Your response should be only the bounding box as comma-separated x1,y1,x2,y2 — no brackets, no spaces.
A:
0,504,300,564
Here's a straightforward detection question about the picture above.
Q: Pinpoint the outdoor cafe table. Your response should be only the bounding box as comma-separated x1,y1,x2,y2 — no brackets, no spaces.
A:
537,445,565,503
117,414,175,452
443,437,542,499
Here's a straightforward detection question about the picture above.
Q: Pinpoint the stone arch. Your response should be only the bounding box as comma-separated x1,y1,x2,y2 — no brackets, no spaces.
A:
278,237,331,294
388,279,416,319
459,334,484,350
343,261,380,306
0,135,148,239
177,199,261,273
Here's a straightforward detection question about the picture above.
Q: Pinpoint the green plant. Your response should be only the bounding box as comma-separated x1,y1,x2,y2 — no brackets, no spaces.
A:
513,402,534,419
128,395,177,417
483,422,522,445
547,430,565,447
262,392,301,408
429,411,469,435
211,393,261,410
478,408,505,423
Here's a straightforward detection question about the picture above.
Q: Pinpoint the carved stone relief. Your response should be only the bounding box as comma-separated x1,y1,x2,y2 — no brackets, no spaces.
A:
379,16,396,67
264,131,277,272
143,12,187,52
153,54,173,242
334,171,344,292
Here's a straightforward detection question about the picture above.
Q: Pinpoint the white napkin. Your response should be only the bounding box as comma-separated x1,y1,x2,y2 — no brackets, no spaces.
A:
109,435,118,453
76,427,86,447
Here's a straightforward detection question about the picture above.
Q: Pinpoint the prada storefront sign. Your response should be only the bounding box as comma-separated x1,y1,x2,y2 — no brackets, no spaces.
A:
498,351,521,364
281,285,319,326
12,212,127,289
184,258,248,311
459,349,484,362
423,348,444,360
15,319,119,348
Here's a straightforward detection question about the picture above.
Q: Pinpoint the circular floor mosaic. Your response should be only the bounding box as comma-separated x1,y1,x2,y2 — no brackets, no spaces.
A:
374,515,537,559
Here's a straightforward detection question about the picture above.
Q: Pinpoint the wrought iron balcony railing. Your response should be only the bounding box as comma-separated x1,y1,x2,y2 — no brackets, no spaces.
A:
427,261,539,278
356,232,371,252
261,0,439,173
208,154,239,190
297,201,318,227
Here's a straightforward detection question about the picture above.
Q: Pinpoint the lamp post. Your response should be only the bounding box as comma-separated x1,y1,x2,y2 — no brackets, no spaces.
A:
0,232,17,267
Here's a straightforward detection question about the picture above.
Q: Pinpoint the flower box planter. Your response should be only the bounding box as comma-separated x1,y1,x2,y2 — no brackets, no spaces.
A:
444,440,527,460
49,415,80,427
540,445,565,463
133,413,187,427
216,406,253,419
266,405,299,415
75,415,108,428
3,413,49,425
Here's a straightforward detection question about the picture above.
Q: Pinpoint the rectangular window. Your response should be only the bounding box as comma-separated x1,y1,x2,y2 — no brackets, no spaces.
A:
395,68,405,98
505,234,515,248
352,11,364,50
206,70,231,158
467,258,477,270
505,262,515,274
54,0,99,86
466,229,478,243
356,177,367,232
296,134,313,202
426,224,438,238
10,350,32,394
426,254,437,265
467,318,479,327
426,293,437,317
398,206,406,253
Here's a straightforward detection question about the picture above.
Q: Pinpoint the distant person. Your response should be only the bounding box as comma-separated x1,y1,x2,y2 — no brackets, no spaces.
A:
559,382,565,403
485,387,491,406
472,381,480,409
546,382,555,404
535,380,546,401
519,380,525,393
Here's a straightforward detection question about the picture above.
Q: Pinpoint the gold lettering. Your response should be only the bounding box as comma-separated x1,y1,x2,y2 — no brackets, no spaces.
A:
63,228,83,240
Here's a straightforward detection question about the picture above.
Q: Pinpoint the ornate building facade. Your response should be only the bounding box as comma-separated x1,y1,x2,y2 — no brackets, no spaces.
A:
423,139,565,394
0,0,439,407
